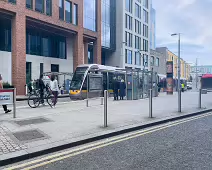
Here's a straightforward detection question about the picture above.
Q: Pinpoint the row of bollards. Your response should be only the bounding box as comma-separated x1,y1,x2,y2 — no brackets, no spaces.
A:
88,88,203,128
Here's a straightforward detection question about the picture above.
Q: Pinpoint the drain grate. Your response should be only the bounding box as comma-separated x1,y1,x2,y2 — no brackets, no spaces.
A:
14,118,50,126
12,129,47,142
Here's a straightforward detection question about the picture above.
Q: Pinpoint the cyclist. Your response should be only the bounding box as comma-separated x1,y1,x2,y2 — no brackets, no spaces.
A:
38,74,45,104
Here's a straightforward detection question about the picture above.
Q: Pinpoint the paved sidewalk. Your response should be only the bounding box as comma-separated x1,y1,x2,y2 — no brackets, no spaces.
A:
0,91,212,164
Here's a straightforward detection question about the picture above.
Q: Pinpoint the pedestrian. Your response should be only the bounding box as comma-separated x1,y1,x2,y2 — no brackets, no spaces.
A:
158,82,161,93
181,83,185,92
50,74,59,107
0,74,11,114
112,77,119,100
38,74,45,104
119,79,126,100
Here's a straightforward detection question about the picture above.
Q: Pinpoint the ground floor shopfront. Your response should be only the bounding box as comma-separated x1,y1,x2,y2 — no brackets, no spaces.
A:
0,13,101,95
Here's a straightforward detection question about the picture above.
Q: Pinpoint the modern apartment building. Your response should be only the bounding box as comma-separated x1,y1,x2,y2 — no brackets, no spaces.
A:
150,0,155,50
0,0,102,95
106,0,151,71
101,0,116,65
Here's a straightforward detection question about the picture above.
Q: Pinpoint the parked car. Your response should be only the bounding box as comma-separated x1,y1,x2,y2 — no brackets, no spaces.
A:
187,82,192,90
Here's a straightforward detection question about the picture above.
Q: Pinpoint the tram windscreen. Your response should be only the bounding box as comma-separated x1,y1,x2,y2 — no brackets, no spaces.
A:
70,67,88,90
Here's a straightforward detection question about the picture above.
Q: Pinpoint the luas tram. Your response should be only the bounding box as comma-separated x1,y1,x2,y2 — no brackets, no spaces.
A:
69,64,126,99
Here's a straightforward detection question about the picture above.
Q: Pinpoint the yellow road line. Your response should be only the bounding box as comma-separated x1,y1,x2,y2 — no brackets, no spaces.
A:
6,112,212,170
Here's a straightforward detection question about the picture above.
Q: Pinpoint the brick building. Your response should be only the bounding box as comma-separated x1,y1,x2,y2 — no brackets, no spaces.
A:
0,0,102,95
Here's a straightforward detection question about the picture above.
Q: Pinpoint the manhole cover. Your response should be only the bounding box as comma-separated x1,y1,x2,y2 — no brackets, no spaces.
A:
14,118,50,126
12,129,47,142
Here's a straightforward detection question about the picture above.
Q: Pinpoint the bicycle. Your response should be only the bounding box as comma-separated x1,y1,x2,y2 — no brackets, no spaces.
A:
28,84,53,108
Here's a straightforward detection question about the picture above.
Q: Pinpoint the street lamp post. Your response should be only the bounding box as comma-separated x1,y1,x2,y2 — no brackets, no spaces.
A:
171,33,181,112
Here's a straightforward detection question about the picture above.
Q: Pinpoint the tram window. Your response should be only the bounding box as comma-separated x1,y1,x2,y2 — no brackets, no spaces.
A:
70,73,84,90
82,76,87,90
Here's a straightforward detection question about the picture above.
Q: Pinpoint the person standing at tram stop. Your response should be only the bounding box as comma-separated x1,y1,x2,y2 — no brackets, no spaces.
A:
50,74,59,107
119,79,126,100
112,77,119,100
0,74,12,114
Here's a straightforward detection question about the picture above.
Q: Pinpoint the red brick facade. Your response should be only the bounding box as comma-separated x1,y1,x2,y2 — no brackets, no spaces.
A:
0,0,102,95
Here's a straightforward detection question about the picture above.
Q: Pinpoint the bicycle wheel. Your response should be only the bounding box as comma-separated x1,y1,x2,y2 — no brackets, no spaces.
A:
46,93,54,108
28,93,40,108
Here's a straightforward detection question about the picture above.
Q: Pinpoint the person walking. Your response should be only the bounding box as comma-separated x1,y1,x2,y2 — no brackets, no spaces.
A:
158,81,161,93
38,74,45,104
50,74,59,107
0,74,11,114
119,79,126,100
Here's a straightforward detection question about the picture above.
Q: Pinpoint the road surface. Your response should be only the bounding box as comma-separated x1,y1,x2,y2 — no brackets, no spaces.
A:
5,112,212,170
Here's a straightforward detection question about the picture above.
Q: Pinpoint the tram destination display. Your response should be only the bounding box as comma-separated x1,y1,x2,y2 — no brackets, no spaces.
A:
89,74,103,92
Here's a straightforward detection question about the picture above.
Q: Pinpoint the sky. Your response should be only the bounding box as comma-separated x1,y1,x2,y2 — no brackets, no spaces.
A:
152,0,212,66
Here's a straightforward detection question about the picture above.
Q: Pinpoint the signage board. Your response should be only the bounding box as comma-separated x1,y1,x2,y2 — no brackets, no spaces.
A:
166,61,173,94
166,61,173,74
0,89,14,105
89,74,103,92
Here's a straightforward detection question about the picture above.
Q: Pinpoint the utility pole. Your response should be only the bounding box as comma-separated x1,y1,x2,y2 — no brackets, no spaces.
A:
195,58,198,89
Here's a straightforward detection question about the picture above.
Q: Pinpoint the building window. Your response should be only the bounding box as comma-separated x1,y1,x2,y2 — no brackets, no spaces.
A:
73,3,78,25
26,0,33,9
125,14,132,30
26,28,66,59
51,64,59,72
156,57,159,66
46,0,52,16
0,18,11,52
26,62,32,84
84,0,96,31
135,3,141,19
143,0,148,9
135,52,141,65
135,20,141,34
35,0,44,13
143,9,148,23
125,49,132,64
143,24,148,38
59,0,64,20
135,36,141,50
125,0,132,13
125,32,132,47
143,39,148,52
8,0,16,4
151,56,154,66
102,0,112,48
65,0,72,23
137,0,141,3
143,54,148,67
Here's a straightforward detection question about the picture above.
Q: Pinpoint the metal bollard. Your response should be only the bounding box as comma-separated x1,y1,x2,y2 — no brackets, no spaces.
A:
101,97,103,105
199,88,202,108
86,99,89,107
149,89,153,118
104,90,108,127
13,88,16,118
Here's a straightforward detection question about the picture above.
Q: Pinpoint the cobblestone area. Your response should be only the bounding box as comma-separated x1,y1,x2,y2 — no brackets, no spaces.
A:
0,125,27,155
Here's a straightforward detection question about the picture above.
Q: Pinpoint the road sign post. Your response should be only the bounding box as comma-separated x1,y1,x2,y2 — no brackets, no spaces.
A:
0,88,16,118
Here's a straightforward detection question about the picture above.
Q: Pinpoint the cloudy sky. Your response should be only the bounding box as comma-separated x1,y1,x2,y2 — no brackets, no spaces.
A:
152,0,212,66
